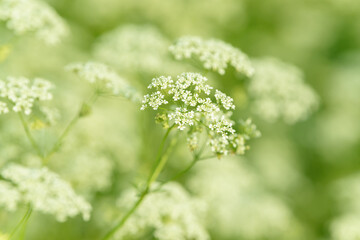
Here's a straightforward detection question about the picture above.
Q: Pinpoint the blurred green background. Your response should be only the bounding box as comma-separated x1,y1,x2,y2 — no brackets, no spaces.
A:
1,0,360,239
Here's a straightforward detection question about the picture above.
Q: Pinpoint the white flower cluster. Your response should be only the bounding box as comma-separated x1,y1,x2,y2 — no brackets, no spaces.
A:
238,118,262,140
187,158,294,239
0,76,53,115
169,36,254,76
66,62,139,101
141,72,258,156
115,182,209,240
0,180,21,211
331,174,360,240
0,164,92,222
0,0,68,45
93,24,170,74
249,58,319,124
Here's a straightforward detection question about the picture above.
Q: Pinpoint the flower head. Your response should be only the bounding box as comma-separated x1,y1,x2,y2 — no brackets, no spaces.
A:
0,0,68,45
0,76,53,115
248,58,319,124
141,72,259,156
169,36,254,76
66,61,140,101
0,164,92,222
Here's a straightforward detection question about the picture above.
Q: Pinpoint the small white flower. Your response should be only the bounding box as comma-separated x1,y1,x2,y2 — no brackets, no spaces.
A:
168,107,195,130
141,91,168,110
215,90,235,110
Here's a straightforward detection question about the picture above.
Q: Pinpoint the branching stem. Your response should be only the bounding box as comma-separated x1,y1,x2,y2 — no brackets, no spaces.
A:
101,125,175,240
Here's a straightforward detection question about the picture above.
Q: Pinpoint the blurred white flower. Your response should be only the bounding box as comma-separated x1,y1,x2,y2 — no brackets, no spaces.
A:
315,66,360,158
0,0,68,45
1,164,92,222
66,61,140,101
0,180,21,211
169,36,254,76
249,58,319,124
331,214,360,240
61,152,114,196
93,24,171,74
115,182,209,240
187,158,295,239
330,173,360,240
0,101,9,114
0,76,53,115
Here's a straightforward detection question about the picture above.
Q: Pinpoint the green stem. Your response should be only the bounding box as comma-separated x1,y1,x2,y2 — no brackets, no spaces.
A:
146,126,175,186
42,112,80,165
18,208,32,240
18,113,43,159
9,206,32,240
161,142,215,186
101,125,175,240
10,92,100,239
43,93,99,165
162,152,201,186
169,157,198,182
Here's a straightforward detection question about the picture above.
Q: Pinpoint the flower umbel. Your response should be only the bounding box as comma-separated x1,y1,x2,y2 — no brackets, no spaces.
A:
141,72,259,156
249,58,319,124
0,77,53,115
66,61,140,101
169,36,254,76
0,0,68,45
0,164,92,222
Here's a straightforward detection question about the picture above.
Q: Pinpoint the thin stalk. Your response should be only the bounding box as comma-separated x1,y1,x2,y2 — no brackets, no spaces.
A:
9,206,32,240
161,152,200,186
43,93,99,165
10,92,100,239
168,156,198,183
161,142,215,186
42,112,80,165
18,113,43,159
101,125,175,240
18,208,32,240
